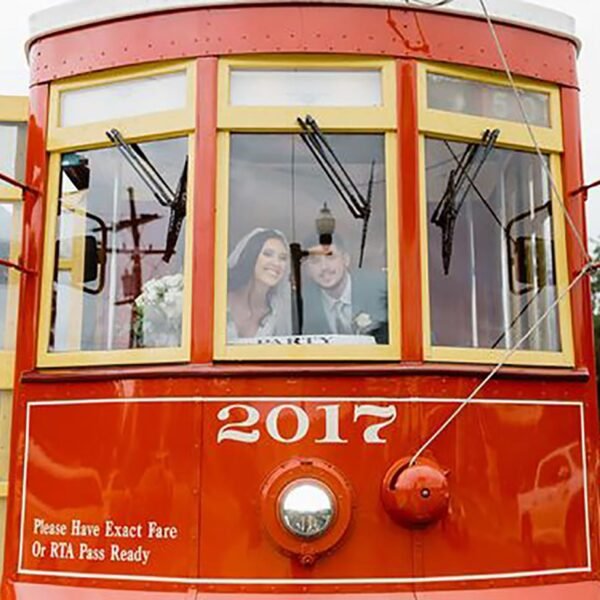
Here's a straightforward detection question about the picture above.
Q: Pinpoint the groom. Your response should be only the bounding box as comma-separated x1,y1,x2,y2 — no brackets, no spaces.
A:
302,235,388,344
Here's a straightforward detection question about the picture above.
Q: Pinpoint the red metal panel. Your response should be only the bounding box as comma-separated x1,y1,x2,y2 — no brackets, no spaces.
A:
20,401,201,579
197,398,586,582
191,57,218,363
28,6,578,88
398,59,422,361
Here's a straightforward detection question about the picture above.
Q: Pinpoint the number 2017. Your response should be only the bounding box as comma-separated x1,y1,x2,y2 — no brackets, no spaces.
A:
216,404,397,445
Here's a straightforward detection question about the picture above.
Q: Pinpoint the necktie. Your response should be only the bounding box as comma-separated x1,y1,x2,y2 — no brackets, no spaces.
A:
334,300,352,335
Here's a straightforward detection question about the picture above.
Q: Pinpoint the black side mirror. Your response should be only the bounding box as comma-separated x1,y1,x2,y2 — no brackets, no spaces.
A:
82,232,107,295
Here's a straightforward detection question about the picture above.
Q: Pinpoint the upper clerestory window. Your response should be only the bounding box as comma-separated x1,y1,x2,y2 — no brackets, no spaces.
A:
38,62,195,368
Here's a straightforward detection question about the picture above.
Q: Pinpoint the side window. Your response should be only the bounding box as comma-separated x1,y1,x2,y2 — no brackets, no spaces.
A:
215,58,399,360
38,63,195,367
0,95,27,576
419,63,573,367
0,98,27,383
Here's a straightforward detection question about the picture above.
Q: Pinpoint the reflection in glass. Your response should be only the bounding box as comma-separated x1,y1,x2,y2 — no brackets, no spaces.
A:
0,122,27,180
60,71,187,127
230,69,382,107
426,138,560,351
427,73,550,128
227,133,388,346
0,203,21,350
50,137,188,352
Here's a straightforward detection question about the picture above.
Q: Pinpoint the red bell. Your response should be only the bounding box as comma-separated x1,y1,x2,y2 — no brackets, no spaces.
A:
381,457,450,527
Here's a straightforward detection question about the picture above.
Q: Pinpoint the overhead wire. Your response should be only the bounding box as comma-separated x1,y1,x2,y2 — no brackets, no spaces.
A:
477,0,591,264
409,0,595,466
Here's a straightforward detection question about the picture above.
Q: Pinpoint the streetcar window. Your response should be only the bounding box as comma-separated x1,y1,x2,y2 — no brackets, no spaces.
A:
49,137,188,353
420,63,572,366
215,57,399,360
0,122,26,180
226,133,388,346
426,140,560,351
59,70,187,127
230,69,382,107
427,73,550,127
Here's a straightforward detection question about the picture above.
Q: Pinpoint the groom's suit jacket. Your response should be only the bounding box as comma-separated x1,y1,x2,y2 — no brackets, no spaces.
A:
302,270,388,344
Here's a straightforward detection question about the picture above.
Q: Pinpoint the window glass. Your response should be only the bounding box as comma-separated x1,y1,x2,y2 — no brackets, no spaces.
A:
60,71,187,127
0,122,27,180
50,137,188,352
426,138,560,351
230,69,382,107
0,203,21,350
227,133,388,346
427,73,550,127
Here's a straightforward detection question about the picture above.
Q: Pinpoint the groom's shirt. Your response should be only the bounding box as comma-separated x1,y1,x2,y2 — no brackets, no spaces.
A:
320,275,352,334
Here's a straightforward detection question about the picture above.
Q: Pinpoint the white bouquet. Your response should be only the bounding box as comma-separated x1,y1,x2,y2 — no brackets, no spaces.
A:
134,273,184,348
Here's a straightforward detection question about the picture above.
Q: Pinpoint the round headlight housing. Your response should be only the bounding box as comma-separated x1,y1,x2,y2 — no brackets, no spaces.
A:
279,479,336,539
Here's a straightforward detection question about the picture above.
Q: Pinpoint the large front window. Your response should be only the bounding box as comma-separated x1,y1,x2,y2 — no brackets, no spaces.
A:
215,57,399,360
39,62,195,367
420,63,572,366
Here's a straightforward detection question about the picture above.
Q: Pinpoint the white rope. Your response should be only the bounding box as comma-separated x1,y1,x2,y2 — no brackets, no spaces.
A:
477,0,591,264
410,263,593,466
409,0,593,466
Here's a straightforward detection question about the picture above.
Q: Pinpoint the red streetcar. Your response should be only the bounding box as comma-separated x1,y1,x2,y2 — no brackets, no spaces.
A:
0,0,597,598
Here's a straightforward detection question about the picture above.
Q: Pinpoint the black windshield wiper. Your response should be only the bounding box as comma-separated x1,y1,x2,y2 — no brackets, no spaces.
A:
430,128,500,275
106,128,187,262
297,115,374,267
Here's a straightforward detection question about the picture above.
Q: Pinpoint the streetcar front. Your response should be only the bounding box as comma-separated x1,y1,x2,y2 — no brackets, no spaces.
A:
0,0,597,598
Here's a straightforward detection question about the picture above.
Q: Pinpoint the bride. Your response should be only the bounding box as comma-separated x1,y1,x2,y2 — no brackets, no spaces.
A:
227,228,291,340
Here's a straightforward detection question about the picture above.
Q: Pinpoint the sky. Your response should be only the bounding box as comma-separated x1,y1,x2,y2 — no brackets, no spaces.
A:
1,0,599,243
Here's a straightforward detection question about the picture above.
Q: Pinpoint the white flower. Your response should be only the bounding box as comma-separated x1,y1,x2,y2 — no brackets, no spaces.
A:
353,312,373,333
134,273,184,347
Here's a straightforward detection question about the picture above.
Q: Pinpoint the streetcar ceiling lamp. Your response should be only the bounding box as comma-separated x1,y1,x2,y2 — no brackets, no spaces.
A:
316,202,336,246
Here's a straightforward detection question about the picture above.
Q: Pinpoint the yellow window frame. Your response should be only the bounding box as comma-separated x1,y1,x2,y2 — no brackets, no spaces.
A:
418,62,563,153
0,96,28,387
418,63,573,367
38,63,196,368
214,55,400,361
47,61,196,152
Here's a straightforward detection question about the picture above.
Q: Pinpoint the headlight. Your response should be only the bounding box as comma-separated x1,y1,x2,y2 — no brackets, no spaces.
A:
279,479,335,539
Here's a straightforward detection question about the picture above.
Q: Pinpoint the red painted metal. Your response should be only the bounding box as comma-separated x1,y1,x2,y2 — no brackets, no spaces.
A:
3,2,597,599
398,59,422,361
28,6,578,88
191,57,218,363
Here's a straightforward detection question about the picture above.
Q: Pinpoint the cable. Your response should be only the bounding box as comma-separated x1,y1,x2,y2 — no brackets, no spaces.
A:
409,0,593,466
410,262,594,466
477,0,591,264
